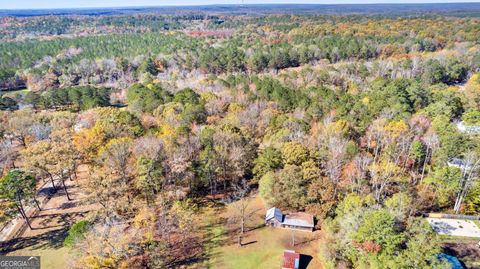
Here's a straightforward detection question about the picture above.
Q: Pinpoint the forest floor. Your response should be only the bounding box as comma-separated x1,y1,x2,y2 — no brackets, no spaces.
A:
196,194,324,269
0,164,97,269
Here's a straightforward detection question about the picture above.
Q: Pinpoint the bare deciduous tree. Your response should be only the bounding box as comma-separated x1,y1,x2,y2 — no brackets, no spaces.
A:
454,151,480,213
420,131,439,182
0,138,18,173
226,179,253,247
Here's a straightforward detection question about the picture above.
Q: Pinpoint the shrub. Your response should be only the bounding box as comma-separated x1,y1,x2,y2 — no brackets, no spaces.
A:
64,220,91,247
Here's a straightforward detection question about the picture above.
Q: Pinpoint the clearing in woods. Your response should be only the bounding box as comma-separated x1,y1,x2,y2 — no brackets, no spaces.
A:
198,194,324,269
1,168,323,269
0,165,96,269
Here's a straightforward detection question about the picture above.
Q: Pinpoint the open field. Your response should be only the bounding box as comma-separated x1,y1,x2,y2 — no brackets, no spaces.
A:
6,245,69,269
218,227,322,269
198,194,323,269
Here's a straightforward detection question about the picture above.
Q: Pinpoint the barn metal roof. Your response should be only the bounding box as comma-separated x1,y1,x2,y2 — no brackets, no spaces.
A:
282,212,314,228
266,207,283,222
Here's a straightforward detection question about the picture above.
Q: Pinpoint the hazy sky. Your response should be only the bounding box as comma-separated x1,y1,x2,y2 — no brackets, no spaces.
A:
1,0,479,10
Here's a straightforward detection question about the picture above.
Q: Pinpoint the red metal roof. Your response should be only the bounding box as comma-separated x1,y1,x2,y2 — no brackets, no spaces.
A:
282,250,300,269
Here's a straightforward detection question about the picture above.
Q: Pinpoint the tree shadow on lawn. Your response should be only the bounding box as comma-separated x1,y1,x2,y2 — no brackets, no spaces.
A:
0,226,69,254
294,234,321,246
240,240,257,246
246,223,265,233
33,211,88,230
183,208,229,267
1,210,90,255
58,201,79,210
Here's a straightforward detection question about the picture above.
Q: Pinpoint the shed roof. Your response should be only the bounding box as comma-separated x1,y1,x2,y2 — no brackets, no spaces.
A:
282,250,300,269
283,212,314,228
266,207,283,222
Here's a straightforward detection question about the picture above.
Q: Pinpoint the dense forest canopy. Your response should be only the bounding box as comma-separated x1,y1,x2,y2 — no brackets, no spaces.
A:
2,4,480,268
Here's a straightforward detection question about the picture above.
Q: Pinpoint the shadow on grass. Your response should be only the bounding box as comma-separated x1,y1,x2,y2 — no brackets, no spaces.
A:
0,226,69,254
58,201,79,210
198,209,229,265
165,206,228,268
1,209,91,255
34,211,88,230
241,240,257,246
295,235,320,246
299,254,313,269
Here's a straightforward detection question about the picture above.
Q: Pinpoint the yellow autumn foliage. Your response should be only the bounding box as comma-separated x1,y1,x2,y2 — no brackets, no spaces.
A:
384,120,408,138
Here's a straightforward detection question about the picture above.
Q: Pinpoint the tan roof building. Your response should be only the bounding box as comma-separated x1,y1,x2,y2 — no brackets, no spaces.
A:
265,208,314,232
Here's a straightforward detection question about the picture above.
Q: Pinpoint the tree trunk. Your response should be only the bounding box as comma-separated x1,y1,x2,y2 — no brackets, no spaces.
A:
23,212,32,230
16,204,26,219
213,176,217,198
238,234,242,247
49,173,56,190
420,148,431,183
20,136,26,147
241,216,245,234
291,230,295,247
209,176,213,198
73,162,78,180
223,169,227,193
17,200,32,230
34,199,41,211
454,185,469,214
454,191,464,214
62,178,72,201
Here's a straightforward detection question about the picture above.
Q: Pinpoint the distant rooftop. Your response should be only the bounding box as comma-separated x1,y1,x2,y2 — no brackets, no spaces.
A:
447,158,473,171
456,121,480,134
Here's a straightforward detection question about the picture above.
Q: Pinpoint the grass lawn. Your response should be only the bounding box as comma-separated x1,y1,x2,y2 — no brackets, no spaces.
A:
4,193,322,269
440,234,480,242
221,228,302,269
223,228,286,268
2,88,31,98
195,204,228,269
9,246,70,269
203,194,323,269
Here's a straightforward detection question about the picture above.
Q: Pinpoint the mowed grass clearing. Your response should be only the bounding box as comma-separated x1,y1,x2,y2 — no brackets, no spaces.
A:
203,194,324,269
3,188,322,269
8,246,69,269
